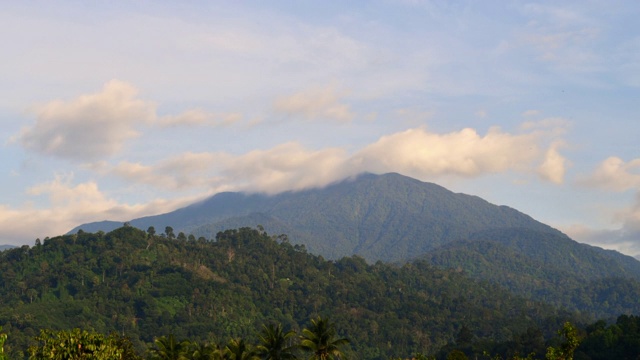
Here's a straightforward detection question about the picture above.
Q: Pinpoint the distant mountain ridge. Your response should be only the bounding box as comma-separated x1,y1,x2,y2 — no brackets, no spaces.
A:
70,172,565,262
0,244,16,251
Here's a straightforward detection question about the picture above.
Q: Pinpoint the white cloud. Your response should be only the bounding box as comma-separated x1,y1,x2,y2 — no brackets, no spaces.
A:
351,126,564,182
581,157,640,191
107,144,351,195
537,141,567,184
104,123,568,195
18,80,156,161
0,174,194,244
274,85,355,122
219,143,351,194
15,80,247,162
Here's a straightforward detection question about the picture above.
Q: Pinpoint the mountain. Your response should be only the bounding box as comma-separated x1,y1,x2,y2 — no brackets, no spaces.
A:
422,229,640,318
70,172,566,262
68,172,640,319
0,244,16,251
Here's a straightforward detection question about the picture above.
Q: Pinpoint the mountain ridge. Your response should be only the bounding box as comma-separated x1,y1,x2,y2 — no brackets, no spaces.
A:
70,172,568,262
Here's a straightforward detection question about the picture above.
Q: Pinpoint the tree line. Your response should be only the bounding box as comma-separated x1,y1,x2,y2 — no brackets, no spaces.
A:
10,316,347,360
1,226,639,359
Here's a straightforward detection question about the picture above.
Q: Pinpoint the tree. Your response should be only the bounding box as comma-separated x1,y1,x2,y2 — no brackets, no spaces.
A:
256,323,298,360
0,326,7,360
545,322,581,360
187,342,219,360
446,350,468,360
26,288,38,303
300,317,349,360
28,328,139,360
165,226,176,240
225,338,258,360
148,226,157,237
149,334,191,360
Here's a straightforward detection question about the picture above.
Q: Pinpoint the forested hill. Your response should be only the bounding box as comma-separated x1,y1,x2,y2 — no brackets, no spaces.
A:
422,228,640,319
71,172,567,262
1,226,577,359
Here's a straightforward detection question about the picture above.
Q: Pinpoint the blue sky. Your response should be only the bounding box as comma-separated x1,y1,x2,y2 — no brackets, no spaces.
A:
2,1,640,256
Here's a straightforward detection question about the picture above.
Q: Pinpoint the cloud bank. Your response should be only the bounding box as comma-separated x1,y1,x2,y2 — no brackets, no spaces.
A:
0,174,194,243
100,124,567,195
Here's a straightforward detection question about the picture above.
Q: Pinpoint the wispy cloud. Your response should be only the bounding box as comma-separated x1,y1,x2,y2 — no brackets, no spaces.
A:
273,85,355,122
159,109,242,128
581,157,640,191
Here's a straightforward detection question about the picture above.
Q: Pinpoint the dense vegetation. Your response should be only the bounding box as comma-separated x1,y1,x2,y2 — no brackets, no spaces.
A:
66,173,640,320
424,230,640,319
0,226,588,359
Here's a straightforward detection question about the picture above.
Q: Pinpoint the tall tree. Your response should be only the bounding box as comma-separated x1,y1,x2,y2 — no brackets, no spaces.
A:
256,323,298,360
149,334,190,360
0,326,7,360
545,322,581,360
165,226,175,239
225,338,257,360
187,342,219,360
300,317,349,360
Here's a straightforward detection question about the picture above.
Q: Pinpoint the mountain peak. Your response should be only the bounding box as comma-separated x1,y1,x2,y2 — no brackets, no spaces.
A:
70,172,560,262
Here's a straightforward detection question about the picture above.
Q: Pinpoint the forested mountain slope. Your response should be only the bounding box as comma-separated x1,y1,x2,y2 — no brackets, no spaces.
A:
0,226,576,359
423,229,640,319
71,173,569,262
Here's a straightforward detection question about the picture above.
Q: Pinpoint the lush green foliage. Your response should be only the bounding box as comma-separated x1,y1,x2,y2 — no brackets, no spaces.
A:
28,328,141,360
256,323,297,360
299,317,349,360
66,173,640,319
0,226,578,359
0,326,7,360
424,232,640,319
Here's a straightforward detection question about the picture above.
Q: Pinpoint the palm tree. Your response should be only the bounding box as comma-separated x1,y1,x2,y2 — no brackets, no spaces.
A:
300,317,349,360
256,323,298,360
149,334,191,360
225,338,258,360
187,342,218,360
